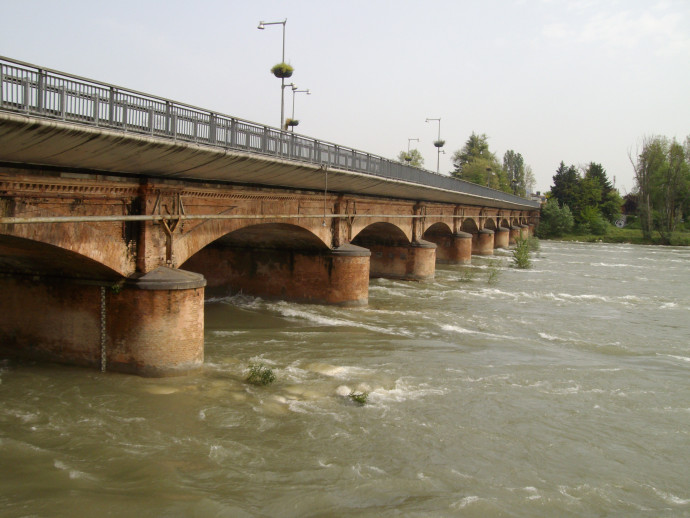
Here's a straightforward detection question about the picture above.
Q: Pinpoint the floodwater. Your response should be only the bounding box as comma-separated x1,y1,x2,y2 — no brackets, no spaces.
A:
1,241,688,517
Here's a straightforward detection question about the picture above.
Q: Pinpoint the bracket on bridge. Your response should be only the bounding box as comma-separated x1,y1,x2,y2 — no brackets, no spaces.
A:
152,193,186,266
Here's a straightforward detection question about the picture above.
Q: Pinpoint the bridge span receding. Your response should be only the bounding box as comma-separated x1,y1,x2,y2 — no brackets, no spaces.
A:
0,56,540,376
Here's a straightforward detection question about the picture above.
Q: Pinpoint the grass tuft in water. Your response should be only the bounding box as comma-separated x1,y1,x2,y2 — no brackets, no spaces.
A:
246,363,276,386
486,262,503,284
348,390,369,405
459,268,475,282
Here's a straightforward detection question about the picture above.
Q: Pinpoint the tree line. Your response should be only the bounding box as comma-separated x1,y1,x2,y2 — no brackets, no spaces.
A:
539,134,690,241
397,132,535,196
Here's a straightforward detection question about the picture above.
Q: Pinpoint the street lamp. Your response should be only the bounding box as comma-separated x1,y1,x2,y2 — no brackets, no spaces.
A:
289,84,310,131
425,117,444,174
257,18,288,128
406,137,419,164
486,167,494,187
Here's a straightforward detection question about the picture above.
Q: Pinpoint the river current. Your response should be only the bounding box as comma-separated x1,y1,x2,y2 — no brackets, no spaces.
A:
1,241,688,517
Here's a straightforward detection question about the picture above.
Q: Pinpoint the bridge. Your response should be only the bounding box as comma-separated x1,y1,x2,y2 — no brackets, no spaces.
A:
0,56,540,376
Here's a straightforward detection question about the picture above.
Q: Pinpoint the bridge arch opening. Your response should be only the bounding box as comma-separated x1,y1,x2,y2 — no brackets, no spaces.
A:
351,222,410,248
352,222,434,280
181,223,367,305
460,219,479,234
423,222,453,240
484,218,497,231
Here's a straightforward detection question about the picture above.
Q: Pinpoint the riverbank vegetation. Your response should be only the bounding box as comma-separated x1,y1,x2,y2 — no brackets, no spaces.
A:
539,135,690,246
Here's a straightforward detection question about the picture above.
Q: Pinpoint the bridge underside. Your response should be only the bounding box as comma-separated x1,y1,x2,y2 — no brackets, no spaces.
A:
0,161,537,377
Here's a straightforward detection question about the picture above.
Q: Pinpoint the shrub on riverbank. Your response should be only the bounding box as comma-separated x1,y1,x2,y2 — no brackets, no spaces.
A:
548,227,690,246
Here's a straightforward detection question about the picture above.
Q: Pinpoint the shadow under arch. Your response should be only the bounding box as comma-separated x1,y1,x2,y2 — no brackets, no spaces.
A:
180,223,367,305
0,234,122,281
460,218,479,234
351,222,410,248
423,222,453,240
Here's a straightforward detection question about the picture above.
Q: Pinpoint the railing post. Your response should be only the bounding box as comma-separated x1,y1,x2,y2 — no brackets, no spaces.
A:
230,118,236,147
0,66,4,107
261,126,268,153
122,102,128,130
149,106,155,134
23,78,30,112
93,94,100,125
172,112,178,140
165,101,171,135
37,69,45,112
59,86,66,119
209,112,216,144
109,87,115,125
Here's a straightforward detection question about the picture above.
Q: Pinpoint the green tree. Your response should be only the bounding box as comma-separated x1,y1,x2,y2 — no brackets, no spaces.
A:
524,165,536,195
537,199,574,238
629,136,690,238
452,132,492,173
451,133,510,192
550,162,580,210
503,150,526,196
397,149,424,168
582,162,621,223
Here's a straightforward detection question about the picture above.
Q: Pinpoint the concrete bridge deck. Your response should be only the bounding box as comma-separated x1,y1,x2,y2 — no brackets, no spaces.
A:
0,56,540,376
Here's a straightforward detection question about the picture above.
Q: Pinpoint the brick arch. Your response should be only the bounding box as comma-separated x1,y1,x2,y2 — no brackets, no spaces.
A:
484,218,497,231
174,219,330,267
0,234,123,281
0,224,134,277
423,222,453,239
500,218,511,228
460,218,479,234
351,222,411,247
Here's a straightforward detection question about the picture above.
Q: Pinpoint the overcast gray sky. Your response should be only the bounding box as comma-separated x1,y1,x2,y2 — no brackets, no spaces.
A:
2,0,689,194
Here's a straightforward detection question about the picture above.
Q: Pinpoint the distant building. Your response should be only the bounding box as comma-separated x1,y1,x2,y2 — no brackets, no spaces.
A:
530,192,547,204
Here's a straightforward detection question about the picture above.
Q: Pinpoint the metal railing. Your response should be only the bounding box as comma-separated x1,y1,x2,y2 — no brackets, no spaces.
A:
0,56,539,208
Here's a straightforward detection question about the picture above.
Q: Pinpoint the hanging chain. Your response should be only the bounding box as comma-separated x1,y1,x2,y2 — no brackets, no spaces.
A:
100,286,107,373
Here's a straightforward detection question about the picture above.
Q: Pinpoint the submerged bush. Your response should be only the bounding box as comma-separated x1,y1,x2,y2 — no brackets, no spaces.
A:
512,237,531,269
348,390,369,405
486,262,503,284
246,363,276,386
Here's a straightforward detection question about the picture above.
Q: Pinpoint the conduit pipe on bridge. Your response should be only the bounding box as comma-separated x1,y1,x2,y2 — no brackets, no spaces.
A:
0,213,512,225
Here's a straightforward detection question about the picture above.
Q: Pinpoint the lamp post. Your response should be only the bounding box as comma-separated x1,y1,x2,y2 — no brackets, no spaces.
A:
406,138,419,164
425,117,444,174
290,84,310,131
486,167,494,187
257,18,288,129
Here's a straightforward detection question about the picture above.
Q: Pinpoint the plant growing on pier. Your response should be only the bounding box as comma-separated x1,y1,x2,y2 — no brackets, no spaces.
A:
246,362,276,386
271,62,294,78
348,390,369,405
